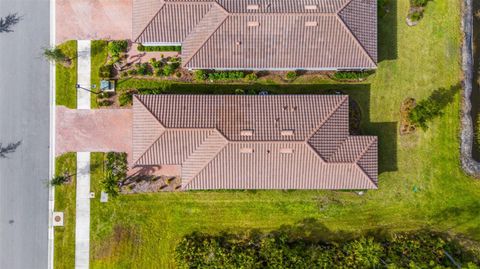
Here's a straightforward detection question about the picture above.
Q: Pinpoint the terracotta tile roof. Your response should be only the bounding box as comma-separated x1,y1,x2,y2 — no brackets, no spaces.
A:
132,95,378,190
132,0,377,69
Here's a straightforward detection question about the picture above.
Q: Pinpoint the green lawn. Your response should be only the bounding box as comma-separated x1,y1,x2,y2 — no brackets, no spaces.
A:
54,0,480,267
91,40,109,109
56,41,77,108
54,153,77,269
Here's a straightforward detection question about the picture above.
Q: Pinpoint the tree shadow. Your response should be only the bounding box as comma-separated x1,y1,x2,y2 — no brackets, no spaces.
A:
378,0,398,61
0,13,22,33
0,140,22,158
429,201,480,236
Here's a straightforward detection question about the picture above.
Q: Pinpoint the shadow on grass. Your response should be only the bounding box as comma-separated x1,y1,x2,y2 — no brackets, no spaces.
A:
430,201,480,239
378,0,397,61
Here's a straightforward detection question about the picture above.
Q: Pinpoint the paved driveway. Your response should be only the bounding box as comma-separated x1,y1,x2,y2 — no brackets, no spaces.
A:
0,0,50,268
56,0,132,43
56,106,132,159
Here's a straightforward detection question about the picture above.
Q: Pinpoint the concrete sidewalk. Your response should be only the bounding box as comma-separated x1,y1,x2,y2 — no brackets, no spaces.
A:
75,152,90,269
77,40,91,109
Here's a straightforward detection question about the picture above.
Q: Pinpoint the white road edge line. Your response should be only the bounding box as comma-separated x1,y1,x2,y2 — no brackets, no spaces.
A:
47,0,56,268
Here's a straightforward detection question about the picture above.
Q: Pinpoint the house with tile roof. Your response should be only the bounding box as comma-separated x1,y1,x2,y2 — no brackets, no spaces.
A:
132,94,378,190
132,0,377,70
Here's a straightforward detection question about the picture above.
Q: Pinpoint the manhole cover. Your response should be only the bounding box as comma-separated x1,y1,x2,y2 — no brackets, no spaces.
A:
54,216,61,222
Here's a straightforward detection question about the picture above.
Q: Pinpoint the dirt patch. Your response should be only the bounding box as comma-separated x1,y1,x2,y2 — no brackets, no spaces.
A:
93,225,141,261
400,98,417,135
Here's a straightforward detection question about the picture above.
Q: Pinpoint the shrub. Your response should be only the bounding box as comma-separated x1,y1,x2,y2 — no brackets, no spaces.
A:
194,70,207,81
207,71,244,80
137,44,182,52
285,71,297,80
245,73,258,81
127,69,137,76
408,10,423,22
163,64,176,76
99,64,113,78
97,100,112,107
108,40,128,57
235,88,245,94
136,63,152,76
332,71,372,81
119,90,134,106
175,72,182,78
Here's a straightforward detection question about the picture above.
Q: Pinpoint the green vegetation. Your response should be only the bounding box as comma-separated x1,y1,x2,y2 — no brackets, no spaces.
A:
50,0,480,267
54,153,76,269
137,44,182,52
101,152,128,198
107,40,128,58
91,40,109,109
285,71,297,81
56,40,77,108
176,229,478,268
332,71,373,81
43,47,70,66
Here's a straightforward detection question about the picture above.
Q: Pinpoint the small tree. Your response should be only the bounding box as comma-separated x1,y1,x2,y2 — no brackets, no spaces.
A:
43,47,70,66
50,175,69,186
408,98,442,130
0,13,21,33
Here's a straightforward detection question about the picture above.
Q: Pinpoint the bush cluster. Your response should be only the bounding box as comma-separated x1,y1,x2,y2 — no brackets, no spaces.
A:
108,40,128,58
175,231,478,269
137,44,181,52
207,71,245,80
99,64,113,78
101,152,128,197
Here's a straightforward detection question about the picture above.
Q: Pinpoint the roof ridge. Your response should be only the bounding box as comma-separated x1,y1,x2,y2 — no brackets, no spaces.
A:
306,95,349,141
133,129,167,166
134,3,166,42
336,0,354,14
353,163,378,189
181,129,229,189
354,136,377,163
132,95,167,165
336,1,376,67
182,5,229,67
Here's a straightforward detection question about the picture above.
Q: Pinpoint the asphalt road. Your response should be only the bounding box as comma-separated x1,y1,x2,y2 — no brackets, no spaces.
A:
0,0,51,268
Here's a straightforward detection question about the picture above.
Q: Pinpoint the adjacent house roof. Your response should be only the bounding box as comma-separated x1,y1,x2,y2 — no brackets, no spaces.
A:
132,95,378,190
132,0,377,70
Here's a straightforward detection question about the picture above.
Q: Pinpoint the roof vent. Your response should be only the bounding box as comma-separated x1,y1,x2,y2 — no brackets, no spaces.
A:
241,129,254,136
240,148,254,154
281,130,295,136
236,40,242,46
280,148,294,154
304,4,317,10
305,21,318,27
247,21,260,27
247,4,259,10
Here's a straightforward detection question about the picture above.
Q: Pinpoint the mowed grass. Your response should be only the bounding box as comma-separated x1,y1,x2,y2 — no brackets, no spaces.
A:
54,153,77,269
67,0,480,268
91,40,109,109
56,40,77,108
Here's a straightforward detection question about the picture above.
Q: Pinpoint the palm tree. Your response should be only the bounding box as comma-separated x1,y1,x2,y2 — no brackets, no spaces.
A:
43,47,71,66
0,13,21,33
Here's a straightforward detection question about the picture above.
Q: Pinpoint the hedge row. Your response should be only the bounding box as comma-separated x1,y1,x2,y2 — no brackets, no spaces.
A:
175,230,478,269
137,44,181,52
